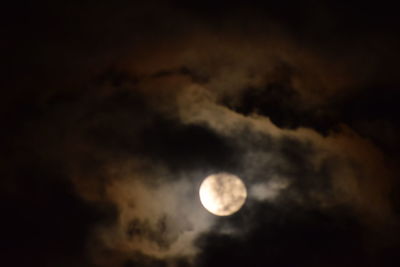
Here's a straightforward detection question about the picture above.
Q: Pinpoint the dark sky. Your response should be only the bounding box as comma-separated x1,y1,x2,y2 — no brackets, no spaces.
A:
2,1,400,266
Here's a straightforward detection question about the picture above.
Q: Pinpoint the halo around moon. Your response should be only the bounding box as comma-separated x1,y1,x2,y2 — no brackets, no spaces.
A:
199,173,247,216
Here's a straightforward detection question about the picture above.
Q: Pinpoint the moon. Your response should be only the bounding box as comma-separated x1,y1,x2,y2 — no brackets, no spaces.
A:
199,173,247,216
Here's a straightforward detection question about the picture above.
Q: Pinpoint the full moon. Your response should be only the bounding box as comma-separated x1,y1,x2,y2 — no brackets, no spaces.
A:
199,173,247,216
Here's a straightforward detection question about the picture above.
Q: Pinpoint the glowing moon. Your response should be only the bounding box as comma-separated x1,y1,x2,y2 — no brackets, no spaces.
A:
199,173,247,216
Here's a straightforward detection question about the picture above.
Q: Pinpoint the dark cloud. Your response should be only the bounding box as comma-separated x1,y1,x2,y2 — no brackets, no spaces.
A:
2,1,400,267
196,204,369,267
230,80,400,157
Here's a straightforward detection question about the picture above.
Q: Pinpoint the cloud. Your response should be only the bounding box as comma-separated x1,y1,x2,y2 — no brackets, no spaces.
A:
3,1,400,267
53,71,395,266
4,53,396,266
90,177,214,263
250,176,290,201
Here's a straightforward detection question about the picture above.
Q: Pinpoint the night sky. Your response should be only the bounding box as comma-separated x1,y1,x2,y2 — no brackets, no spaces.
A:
2,1,400,266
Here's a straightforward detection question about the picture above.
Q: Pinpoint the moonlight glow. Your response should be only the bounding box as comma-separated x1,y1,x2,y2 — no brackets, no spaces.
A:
199,173,247,216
